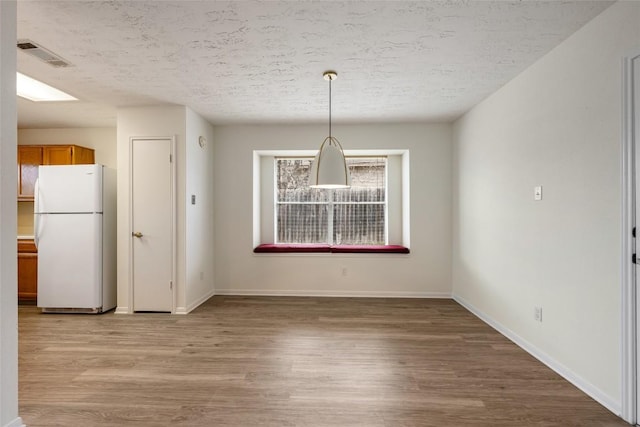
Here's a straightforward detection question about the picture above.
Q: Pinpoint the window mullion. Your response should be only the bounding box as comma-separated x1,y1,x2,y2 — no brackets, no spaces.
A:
327,190,334,245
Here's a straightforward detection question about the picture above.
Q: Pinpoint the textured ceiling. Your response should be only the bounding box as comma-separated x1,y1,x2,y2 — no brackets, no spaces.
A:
16,0,613,128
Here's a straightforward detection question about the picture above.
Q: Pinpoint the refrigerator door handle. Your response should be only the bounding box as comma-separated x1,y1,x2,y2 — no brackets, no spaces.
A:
34,179,40,248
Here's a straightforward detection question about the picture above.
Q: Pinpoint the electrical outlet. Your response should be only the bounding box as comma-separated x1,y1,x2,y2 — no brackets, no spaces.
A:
534,306,543,322
341,267,348,277
199,271,204,280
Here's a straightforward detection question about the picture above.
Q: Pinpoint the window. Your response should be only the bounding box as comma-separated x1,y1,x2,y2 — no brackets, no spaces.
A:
275,157,387,245
253,149,410,252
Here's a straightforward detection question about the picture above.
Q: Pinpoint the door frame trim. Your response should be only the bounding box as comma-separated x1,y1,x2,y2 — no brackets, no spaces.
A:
128,136,177,314
621,49,640,424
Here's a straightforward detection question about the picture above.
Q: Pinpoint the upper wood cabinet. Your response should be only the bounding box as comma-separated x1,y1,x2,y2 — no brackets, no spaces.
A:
18,146,43,201
43,145,95,165
18,145,95,201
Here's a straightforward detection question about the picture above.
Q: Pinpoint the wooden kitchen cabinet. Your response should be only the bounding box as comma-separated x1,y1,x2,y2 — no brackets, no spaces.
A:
43,145,95,165
17,144,95,201
18,239,37,301
18,146,43,201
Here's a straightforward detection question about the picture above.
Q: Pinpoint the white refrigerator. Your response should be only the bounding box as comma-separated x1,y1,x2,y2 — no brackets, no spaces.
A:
35,164,116,313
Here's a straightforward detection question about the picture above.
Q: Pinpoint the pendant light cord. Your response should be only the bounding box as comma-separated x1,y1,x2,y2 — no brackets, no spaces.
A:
329,77,332,138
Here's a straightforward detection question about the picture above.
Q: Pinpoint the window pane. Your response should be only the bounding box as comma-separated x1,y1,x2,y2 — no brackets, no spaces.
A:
334,157,386,203
276,159,327,203
275,157,387,245
277,204,328,244
333,204,386,245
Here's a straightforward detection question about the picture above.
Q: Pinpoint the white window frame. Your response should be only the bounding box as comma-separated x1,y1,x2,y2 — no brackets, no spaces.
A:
253,149,410,249
274,156,388,245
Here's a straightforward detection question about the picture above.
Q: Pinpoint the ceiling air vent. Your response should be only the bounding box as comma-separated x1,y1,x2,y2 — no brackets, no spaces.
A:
17,39,72,68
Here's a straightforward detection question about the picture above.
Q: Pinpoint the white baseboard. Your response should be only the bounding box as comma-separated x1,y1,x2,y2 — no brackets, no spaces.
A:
4,417,24,427
114,306,130,314
453,294,621,417
175,289,216,314
214,289,451,298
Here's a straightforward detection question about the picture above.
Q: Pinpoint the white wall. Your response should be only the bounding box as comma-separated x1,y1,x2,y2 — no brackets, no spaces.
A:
184,108,215,312
213,123,452,297
452,0,640,414
17,127,117,168
116,105,215,314
0,1,22,425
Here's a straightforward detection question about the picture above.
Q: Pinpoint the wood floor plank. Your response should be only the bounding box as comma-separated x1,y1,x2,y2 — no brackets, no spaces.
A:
18,296,627,426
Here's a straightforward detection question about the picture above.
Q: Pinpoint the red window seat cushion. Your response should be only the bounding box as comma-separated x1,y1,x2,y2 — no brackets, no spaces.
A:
253,243,331,253
254,244,409,254
329,245,410,254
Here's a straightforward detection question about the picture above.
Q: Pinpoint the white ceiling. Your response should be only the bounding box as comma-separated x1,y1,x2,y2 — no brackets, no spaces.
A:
16,0,613,129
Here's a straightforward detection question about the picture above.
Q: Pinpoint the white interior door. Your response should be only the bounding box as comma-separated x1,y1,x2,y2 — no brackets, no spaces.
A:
634,54,640,425
131,137,174,312
625,50,640,426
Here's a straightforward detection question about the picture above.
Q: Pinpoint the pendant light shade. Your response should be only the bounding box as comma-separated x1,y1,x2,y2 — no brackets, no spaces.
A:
309,136,351,189
309,71,351,189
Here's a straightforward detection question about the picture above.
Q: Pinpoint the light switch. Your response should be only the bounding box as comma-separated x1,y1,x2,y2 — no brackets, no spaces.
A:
191,194,196,205
534,186,542,201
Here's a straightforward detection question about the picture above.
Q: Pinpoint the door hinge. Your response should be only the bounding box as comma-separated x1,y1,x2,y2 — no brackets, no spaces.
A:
169,154,172,163
170,280,173,290
633,227,636,238
633,253,636,264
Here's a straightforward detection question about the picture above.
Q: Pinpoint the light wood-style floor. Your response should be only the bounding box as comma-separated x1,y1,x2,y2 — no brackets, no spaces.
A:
19,296,627,426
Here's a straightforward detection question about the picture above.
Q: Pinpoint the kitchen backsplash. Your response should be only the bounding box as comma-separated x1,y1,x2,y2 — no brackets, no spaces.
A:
18,201,34,237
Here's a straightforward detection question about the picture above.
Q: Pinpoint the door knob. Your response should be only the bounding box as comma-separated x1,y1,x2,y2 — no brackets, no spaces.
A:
132,232,143,238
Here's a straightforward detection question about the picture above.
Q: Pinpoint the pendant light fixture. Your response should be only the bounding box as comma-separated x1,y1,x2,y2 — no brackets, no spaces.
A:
309,71,351,189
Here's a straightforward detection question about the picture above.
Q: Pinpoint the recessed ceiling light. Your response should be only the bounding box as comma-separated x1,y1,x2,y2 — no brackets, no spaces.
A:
16,72,77,102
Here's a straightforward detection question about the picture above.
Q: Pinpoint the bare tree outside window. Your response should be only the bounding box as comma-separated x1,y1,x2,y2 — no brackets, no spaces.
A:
276,157,387,245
